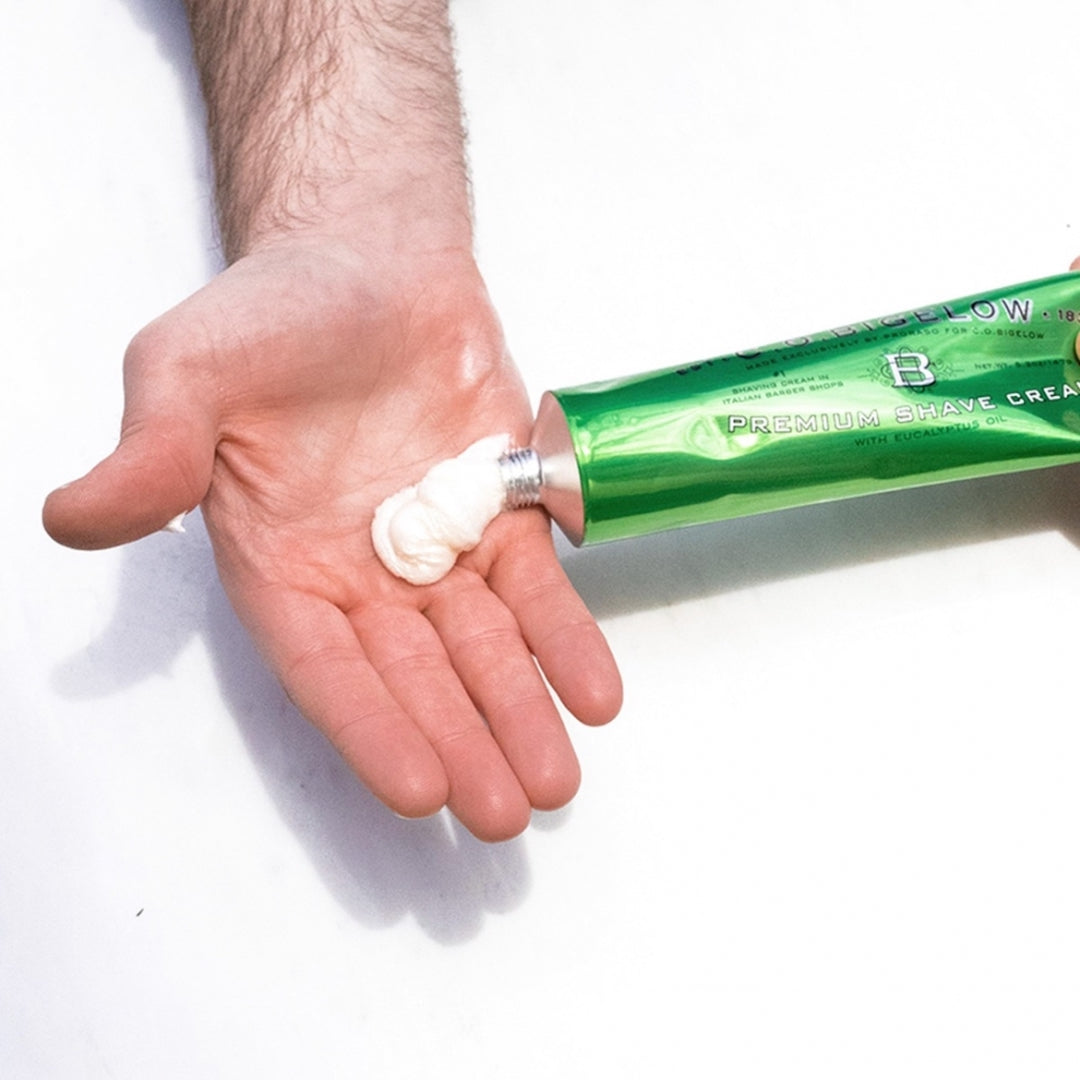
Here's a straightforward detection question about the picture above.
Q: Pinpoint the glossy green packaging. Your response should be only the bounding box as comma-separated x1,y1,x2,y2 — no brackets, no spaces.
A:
514,273,1080,545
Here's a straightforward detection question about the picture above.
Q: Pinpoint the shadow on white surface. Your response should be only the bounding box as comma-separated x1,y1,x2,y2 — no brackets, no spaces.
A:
118,0,197,94
51,515,530,945
561,462,1080,619
116,0,220,266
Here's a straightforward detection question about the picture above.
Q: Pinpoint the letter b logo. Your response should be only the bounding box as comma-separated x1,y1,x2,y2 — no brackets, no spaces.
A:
886,349,936,388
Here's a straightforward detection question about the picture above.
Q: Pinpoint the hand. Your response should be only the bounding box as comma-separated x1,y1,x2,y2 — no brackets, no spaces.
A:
43,240,622,841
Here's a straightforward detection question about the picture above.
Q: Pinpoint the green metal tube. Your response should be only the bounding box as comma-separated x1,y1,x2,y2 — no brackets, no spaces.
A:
520,272,1080,545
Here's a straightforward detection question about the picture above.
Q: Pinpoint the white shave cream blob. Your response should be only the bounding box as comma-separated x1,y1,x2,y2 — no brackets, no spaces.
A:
371,434,511,585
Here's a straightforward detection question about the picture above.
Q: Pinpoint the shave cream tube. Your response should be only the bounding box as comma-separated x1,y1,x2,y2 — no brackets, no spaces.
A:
503,272,1080,545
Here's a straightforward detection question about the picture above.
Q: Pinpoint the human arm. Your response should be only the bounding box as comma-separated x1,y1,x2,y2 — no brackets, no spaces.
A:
42,0,622,841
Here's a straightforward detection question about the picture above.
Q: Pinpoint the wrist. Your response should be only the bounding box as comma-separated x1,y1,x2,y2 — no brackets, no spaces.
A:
238,169,473,264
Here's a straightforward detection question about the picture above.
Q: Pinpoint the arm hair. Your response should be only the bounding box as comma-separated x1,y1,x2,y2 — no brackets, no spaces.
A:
183,0,470,260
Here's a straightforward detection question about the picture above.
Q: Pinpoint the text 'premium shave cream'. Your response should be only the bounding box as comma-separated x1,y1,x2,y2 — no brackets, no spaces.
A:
502,273,1080,544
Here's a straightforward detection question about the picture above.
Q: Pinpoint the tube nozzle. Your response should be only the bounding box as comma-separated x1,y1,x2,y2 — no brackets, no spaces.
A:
499,447,543,509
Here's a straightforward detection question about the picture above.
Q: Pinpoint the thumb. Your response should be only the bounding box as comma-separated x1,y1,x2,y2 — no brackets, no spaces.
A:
43,408,216,551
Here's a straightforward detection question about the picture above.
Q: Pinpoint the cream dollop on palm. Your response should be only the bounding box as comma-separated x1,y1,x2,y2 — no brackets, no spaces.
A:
372,434,511,585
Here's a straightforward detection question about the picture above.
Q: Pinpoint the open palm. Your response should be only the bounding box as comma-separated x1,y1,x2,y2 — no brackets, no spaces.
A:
45,242,621,841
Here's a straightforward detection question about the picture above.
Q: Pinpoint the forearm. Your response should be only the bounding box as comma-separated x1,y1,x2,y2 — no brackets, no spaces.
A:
183,0,472,261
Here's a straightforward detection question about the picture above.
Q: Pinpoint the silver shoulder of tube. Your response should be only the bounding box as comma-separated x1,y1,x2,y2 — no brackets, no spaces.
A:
499,391,585,545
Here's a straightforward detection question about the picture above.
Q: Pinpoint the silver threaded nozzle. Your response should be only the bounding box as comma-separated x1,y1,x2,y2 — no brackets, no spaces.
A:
499,447,543,510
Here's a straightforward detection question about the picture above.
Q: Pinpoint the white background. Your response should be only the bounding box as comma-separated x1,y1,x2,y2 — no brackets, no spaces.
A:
5,1,1080,1076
